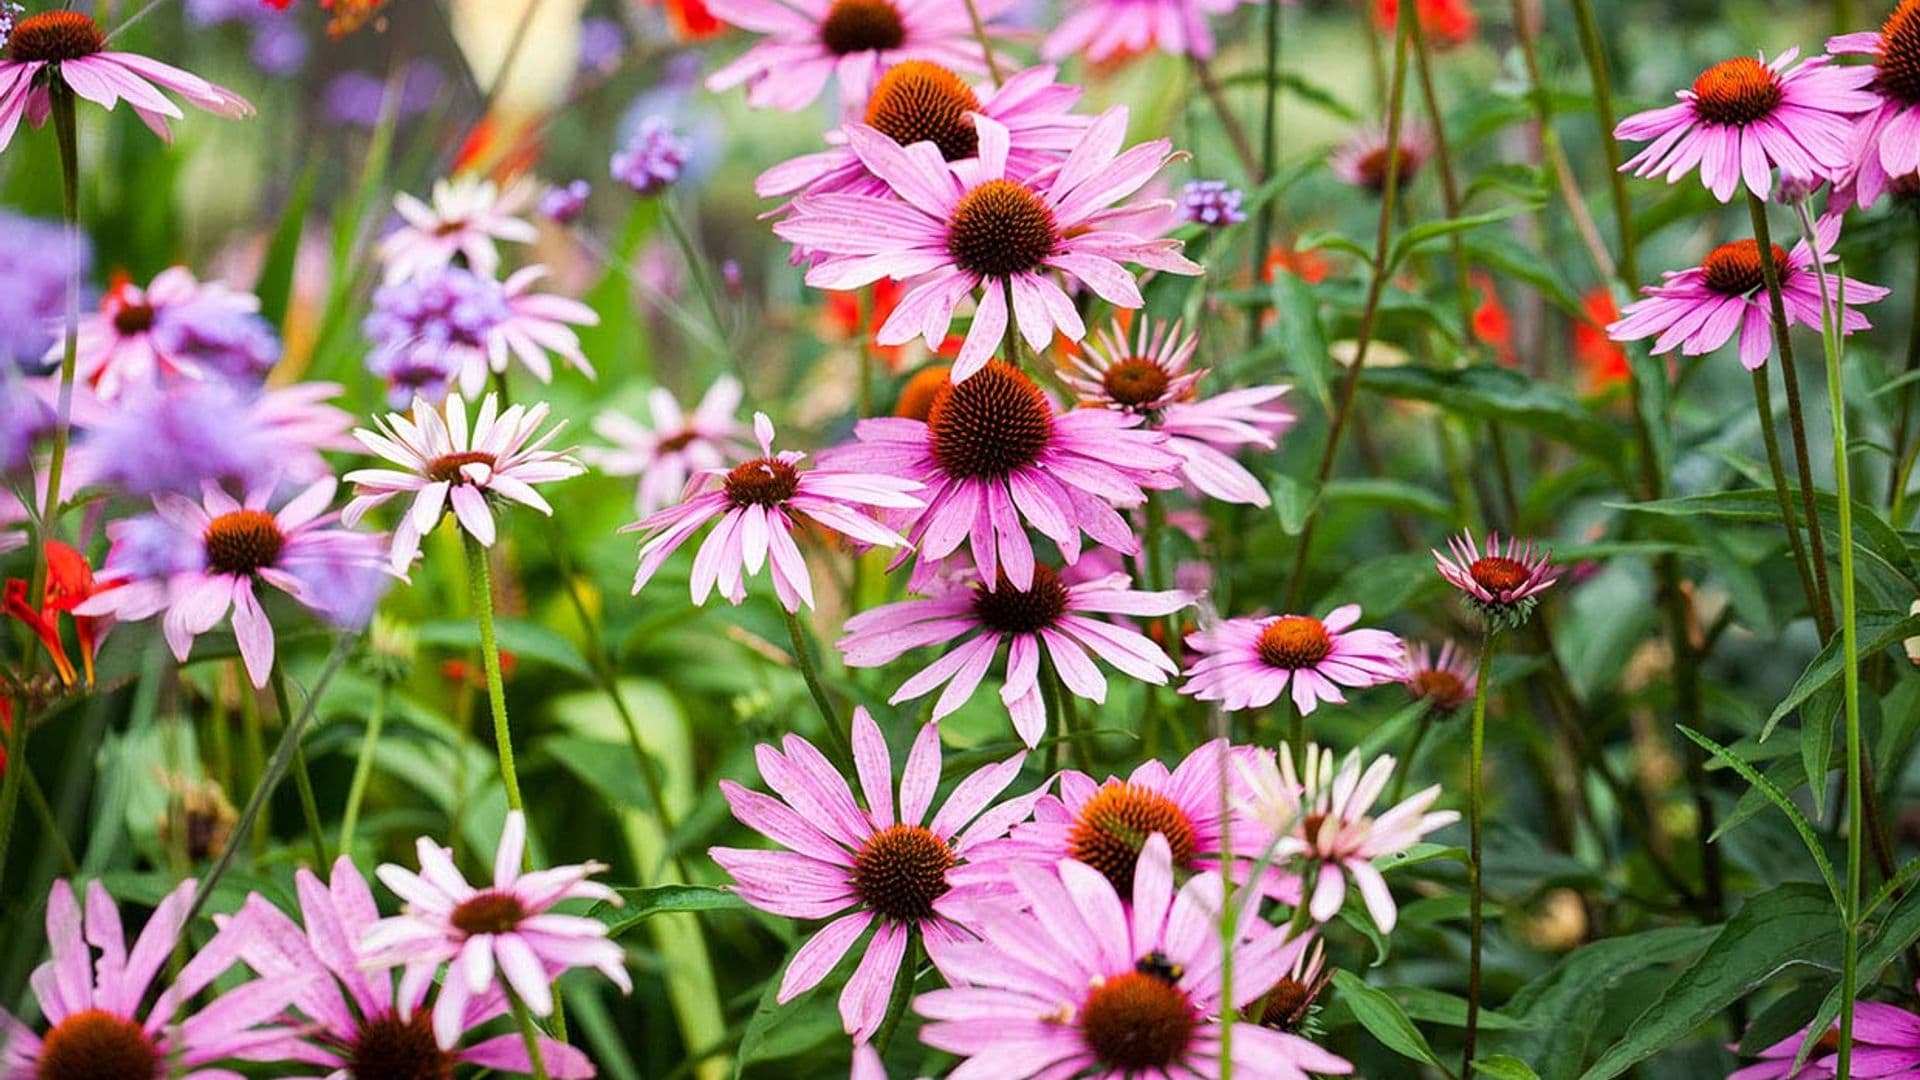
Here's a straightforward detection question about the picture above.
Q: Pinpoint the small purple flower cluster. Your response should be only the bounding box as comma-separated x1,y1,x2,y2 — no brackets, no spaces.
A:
1181,179,1247,227
611,116,691,196
540,179,592,225
0,210,90,368
150,296,282,382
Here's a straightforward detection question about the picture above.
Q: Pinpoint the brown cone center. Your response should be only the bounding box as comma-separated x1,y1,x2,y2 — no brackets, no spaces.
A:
926,362,1053,479
819,0,906,55
1067,783,1198,896
35,1009,162,1080
946,179,1058,279
1080,971,1197,1071
866,61,982,161
1256,616,1333,670
203,510,286,577
1690,56,1784,126
851,823,955,921
6,11,106,63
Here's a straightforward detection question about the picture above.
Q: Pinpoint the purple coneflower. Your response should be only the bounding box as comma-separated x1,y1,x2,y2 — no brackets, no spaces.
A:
1181,604,1404,715
70,267,266,401
625,413,923,612
1043,0,1255,62
774,109,1202,382
1614,49,1876,202
1433,528,1563,630
363,265,598,398
1830,0,1920,210
359,811,631,1049
587,376,750,516
839,565,1189,746
711,708,1038,1041
1330,123,1432,192
378,176,536,284
1401,638,1477,712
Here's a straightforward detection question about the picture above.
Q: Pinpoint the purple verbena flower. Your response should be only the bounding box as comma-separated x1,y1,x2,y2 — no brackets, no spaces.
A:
1181,179,1246,227
611,116,690,196
0,210,89,368
149,295,283,384
539,180,591,225
578,15,624,73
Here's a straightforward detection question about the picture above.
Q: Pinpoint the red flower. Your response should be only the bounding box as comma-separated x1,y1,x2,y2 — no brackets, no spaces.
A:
1373,0,1478,48
1574,288,1631,393
4,542,116,688
1264,247,1333,284
824,281,917,371
647,0,723,40
441,651,519,688
1470,272,1517,367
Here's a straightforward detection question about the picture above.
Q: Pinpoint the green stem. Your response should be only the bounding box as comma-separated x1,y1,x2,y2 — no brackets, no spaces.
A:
1406,2,1475,338
1189,57,1262,182
1750,368,1826,638
466,535,524,813
239,668,269,855
1886,232,1920,514
659,198,730,353
271,664,330,867
1567,0,1636,287
338,678,388,860
1039,654,1065,775
1462,636,1494,1080
1246,0,1284,348
509,988,553,1080
874,935,921,1054
22,762,79,875
782,607,852,769
960,0,1005,86
1387,707,1434,805
0,699,26,886
28,86,83,662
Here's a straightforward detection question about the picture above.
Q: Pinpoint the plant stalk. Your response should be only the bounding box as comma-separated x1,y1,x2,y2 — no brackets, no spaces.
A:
467,535,525,813
1462,636,1494,1079
783,607,853,769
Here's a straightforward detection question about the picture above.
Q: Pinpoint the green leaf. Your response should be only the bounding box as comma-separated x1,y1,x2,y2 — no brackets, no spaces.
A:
1329,969,1449,1071
1578,884,1845,1080
416,618,593,678
1360,364,1622,462
1681,727,1840,906
1475,1056,1542,1080
1501,926,1716,1080
1386,204,1537,275
1793,872,1920,1066
1323,478,1454,521
734,960,845,1074
1269,271,1333,411
255,154,320,332
1764,611,1920,733
1381,986,1533,1030
594,885,748,938
1270,475,1319,535
1619,490,1918,586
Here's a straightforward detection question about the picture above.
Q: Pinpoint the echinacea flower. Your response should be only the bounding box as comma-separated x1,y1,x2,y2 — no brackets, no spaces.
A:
1238,742,1459,932
359,811,631,1048
1614,49,1877,202
1181,605,1404,715
819,362,1181,590
1330,122,1432,192
363,265,599,398
916,833,1352,1080
625,413,923,612
378,176,536,284
75,477,387,686
1433,528,1563,630
1062,318,1294,506
1829,0,1920,210
704,0,1012,112
611,115,690,195
0,7,252,153
344,392,585,574
1042,0,1255,63
1728,1024,1838,1079
839,564,1189,745
1401,638,1477,712
229,855,594,1076
756,62,1089,205
710,708,1038,1041
69,267,270,401
1256,936,1331,1033
775,109,1202,381
0,879,297,1079
1606,212,1887,370
587,375,750,516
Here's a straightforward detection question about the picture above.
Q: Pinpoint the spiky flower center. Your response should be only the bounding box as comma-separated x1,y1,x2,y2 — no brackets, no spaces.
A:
348,1011,457,1080
1079,970,1197,1071
1690,56,1784,126
203,510,285,577
926,362,1053,479
851,823,955,921
449,890,528,936
866,61,981,161
971,564,1068,632
426,450,498,484
1102,358,1171,408
946,179,1058,279
1878,0,1920,104
1354,145,1418,191
6,11,106,63
1468,555,1531,595
724,458,800,507
1409,668,1468,710
894,365,952,422
1068,784,1197,895
112,302,157,337
656,429,700,454
35,1009,162,1080
1701,239,1789,296
1256,616,1332,670
1259,976,1317,1029
819,0,905,55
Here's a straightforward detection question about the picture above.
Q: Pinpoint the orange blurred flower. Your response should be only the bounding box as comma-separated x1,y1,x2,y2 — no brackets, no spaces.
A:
1373,0,1477,48
1265,247,1333,284
1574,288,1631,393
646,0,724,40
441,651,519,687
1470,272,1517,367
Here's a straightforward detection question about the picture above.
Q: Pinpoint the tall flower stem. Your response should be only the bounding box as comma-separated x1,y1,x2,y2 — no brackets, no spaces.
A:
508,988,553,1080
30,87,84,639
1462,635,1495,1079
1282,0,1414,609
1406,3,1475,335
1387,707,1434,805
1885,233,1920,514
338,679,388,861
961,0,1005,86
466,535,524,813
21,765,79,876
1246,0,1285,347
1567,0,1637,287
271,664,331,868
0,699,26,885
1751,368,1828,637
659,199,730,354
782,607,853,769
1748,194,1836,635
1796,203,1862,1075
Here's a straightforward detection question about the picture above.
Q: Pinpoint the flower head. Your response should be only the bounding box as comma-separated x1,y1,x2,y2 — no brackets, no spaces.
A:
0,209,87,367
378,176,536,284
587,376,750,516
625,412,923,612
711,708,1037,1041
1606,214,1887,370
539,179,591,224
1182,604,1404,714
775,109,1202,382
1180,179,1246,227
1401,638,1477,712
344,392,585,574
1330,123,1432,192
360,812,630,1049
70,267,270,401
1829,1,1920,210
363,265,598,399
916,833,1351,1079
1433,528,1563,630
839,564,1189,745
820,362,1181,590
1238,743,1459,932
611,115,690,195
1614,49,1877,202
71,379,347,497
4,540,115,687
1043,0,1256,63
0,7,252,153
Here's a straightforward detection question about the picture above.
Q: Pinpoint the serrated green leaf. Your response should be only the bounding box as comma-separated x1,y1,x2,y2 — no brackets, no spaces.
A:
1765,612,1920,734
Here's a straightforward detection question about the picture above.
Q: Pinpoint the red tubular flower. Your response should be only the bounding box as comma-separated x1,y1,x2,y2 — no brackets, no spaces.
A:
1470,272,1517,367
649,0,724,40
4,542,114,687
1574,288,1630,393
1373,0,1478,48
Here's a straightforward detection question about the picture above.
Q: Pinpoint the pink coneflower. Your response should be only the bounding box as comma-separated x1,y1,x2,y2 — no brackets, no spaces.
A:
1614,49,1877,202
1728,1026,1838,1080
1830,0,1920,210
625,412,923,612
757,62,1088,204
1257,936,1331,1032
229,856,594,1076
75,477,386,687
775,109,1202,382
364,266,600,399
0,879,296,1078
359,811,631,1049
585,375,750,516
1181,604,1403,715
820,362,1181,591
704,0,1012,112
1063,318,1294,506
1330,123,1432,192
839,564,1189,746
1401,638,1477,712
1238,742,1459,932
343,393,585,575
1606,213,1887,370
378,176,537,284
69,268,262,401
710,708,1038,1041
916,833,1352,1080
1042,0,1255,63
1433,528,1564,629
0,8,251,153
